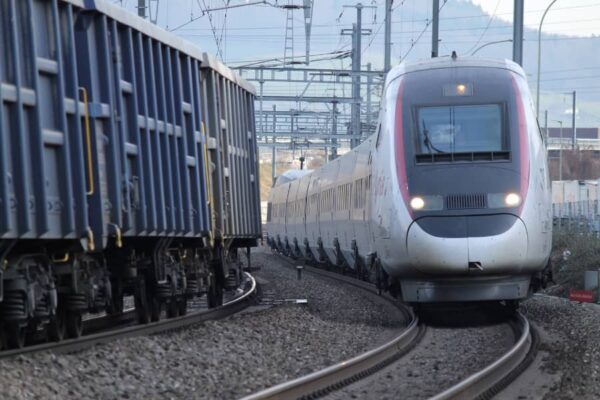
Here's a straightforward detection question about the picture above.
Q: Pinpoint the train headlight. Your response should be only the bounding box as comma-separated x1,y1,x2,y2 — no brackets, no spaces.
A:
487,192,522,208
409,195,443,211
410,197,425,210
505,193,521,207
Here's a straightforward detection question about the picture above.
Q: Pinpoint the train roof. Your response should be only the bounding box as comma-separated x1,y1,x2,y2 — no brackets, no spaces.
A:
274,170,314,187
62,0,256,95
386,56,526,87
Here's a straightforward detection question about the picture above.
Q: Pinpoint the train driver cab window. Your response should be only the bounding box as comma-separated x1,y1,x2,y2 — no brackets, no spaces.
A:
414,104,508,161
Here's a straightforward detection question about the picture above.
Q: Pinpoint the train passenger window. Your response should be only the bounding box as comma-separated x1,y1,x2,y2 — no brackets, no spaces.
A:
415,104,506,155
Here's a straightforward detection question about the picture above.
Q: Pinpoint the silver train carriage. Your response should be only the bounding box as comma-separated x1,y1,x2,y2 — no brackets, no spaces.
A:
0,0,261,348
267,57,552,305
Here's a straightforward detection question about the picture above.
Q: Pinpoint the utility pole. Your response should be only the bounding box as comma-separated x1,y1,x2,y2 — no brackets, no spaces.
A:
572,90,577,149
513,0,524,65
352,21,360,149
554,120,564,181
366,62,373,136
284,0,295,66
535,0,559,120
272,105,277,185
303,0,314,65
138,0,146,18
331,100,338,161
544,110,548,143
342,3,374,149
431,0,440,58
384,0,393,71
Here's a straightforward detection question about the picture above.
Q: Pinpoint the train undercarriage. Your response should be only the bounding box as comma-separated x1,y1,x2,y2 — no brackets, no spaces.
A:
0,238,249,349
268,235,553,308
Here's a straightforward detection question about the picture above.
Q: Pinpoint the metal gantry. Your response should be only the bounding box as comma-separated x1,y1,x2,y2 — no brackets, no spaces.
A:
236,65,384,160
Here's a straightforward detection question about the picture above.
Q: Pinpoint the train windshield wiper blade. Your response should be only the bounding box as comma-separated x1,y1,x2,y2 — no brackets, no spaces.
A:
422,119,446,154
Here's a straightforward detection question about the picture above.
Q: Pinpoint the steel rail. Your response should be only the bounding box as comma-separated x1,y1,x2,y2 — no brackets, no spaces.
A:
0,272,257,359
242,256,421,400
430,313,533,400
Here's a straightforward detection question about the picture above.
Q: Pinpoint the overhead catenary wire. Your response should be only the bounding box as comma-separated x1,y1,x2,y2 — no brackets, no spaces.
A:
401,0,448,61
169,0,300,32
464,0,502,55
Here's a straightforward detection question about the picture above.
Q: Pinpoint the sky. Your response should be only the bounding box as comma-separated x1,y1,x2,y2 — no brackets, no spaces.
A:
112,0,600,126
471,0,600,37
114,0,600,66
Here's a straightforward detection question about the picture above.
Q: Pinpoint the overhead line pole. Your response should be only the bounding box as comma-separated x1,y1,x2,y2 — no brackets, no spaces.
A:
535,0,559,120
513,0,524,65
352,21,361,149
384,0,393,71
572,90,577,149
431,0,439,57
343,3,374,149
138,0,146,18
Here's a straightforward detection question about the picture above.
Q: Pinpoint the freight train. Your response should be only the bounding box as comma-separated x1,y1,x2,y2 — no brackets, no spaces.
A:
267,56,552,306
0,0,261,348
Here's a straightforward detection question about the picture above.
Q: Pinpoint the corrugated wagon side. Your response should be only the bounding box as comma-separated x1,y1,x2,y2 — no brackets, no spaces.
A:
0,0,260,348
200,54,262,247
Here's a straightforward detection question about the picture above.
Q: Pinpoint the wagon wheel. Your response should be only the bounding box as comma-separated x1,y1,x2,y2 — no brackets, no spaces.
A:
207,276,223,308
47,307,67,342
178,299,188,316
149,297,161,322
6,323,26,349
166,300,178,319
66,311,83,338
134,281,151,324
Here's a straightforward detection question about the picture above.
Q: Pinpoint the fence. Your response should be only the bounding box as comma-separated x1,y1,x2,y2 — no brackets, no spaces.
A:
553,201,600,234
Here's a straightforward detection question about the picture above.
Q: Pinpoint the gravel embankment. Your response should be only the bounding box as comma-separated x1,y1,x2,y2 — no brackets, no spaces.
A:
326,320,515,400
0,248,406,400
516,295,600,399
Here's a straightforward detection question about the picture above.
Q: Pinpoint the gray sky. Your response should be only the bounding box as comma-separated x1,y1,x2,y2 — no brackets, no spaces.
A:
113,0,600,126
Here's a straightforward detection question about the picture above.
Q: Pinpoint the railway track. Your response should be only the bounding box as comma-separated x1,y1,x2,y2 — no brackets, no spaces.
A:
0,273,258,359
431,312,536,400
245,254,537,400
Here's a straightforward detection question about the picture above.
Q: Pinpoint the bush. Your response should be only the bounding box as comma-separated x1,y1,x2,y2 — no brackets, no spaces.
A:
549,228,600,296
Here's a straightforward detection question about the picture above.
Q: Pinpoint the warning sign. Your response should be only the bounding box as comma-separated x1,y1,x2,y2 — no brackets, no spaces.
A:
569,289,595,303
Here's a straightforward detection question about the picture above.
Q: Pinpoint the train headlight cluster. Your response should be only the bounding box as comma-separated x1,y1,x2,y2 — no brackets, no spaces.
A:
487,193,522,208
410,195,444,211
410,197,425,210
504,193,521,207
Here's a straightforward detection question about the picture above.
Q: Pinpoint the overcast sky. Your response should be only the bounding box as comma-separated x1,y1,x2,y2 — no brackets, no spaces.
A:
471,0,600,37
115,0,600,67
112,0,600,125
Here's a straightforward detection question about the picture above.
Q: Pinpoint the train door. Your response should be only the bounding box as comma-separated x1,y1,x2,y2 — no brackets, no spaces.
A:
308,177,321,260
283,183,292,237
302,177,311,248
340,151,358,256
365,150,374,250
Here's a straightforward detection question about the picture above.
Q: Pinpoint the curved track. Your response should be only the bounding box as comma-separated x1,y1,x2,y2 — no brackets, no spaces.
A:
243,258,422,400
431,312,536,400
246,254,536,400
0,273,258,359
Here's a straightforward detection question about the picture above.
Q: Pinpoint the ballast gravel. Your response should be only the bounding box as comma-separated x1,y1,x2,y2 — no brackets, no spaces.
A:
0,248,405,400
515,294,600,399
326,320,515,400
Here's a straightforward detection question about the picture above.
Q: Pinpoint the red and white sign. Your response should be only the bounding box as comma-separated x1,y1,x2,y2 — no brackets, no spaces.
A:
569,289,595,303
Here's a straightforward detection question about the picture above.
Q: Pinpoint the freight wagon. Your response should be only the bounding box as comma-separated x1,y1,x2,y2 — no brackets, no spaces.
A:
0,0,261,348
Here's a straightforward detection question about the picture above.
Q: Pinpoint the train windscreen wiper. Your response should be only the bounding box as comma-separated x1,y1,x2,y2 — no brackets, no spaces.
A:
422,119,446,154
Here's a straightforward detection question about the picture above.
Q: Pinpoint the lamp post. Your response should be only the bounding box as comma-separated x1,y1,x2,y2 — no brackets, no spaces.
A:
536,0,559,120
554,120,564,181
471,39,513,56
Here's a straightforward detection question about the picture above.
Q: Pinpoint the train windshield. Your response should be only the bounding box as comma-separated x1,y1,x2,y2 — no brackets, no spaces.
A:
415,104,506,155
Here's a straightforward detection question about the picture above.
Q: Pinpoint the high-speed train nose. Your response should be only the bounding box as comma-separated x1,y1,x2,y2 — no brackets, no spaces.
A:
406,215,528,274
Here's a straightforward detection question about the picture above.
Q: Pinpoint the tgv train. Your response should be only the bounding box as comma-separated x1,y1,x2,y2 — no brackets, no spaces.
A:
267,57,552,304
